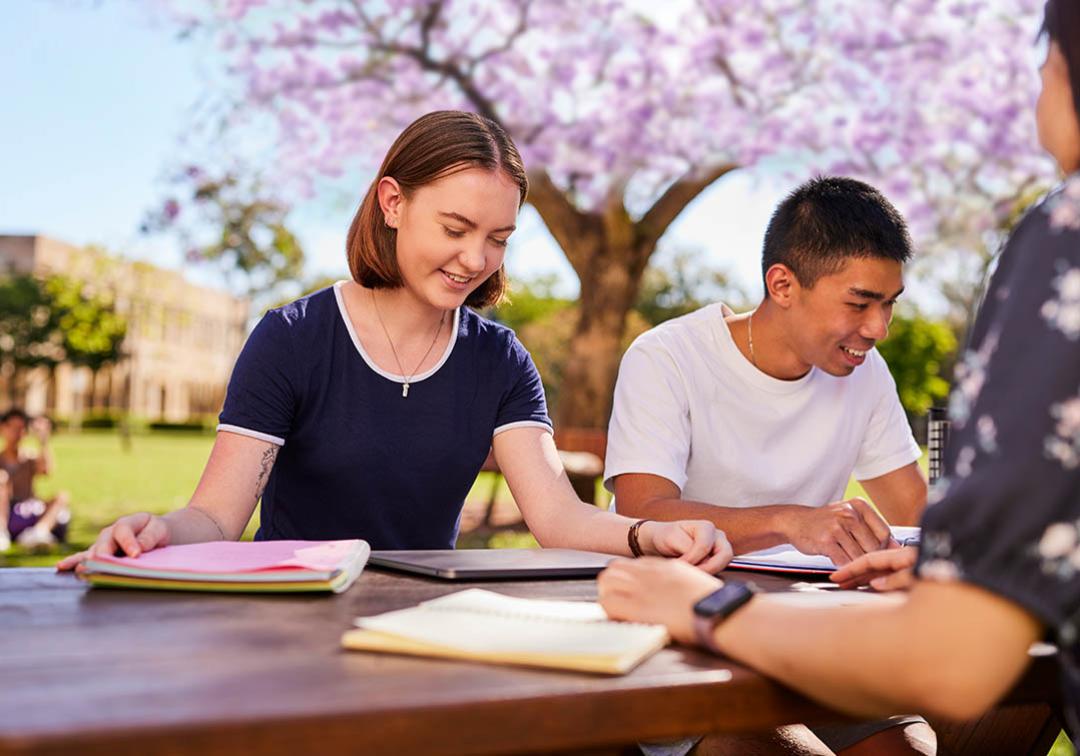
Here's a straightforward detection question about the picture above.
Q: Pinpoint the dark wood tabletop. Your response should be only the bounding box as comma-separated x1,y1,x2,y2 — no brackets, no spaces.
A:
0,566,1063,756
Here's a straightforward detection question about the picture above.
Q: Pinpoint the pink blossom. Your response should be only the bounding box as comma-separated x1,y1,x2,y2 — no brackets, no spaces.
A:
163,198,180,221
1039,523,1077,560
1050,202,1080,231
154,0,1053,303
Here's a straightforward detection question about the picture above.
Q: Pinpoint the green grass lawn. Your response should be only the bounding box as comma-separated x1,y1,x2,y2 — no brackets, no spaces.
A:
30,430,216,542
1,429,537,565
2,430,213,566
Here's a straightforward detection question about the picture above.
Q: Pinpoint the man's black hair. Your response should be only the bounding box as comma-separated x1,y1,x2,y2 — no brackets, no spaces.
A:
0,408,29,425
761,176,913,292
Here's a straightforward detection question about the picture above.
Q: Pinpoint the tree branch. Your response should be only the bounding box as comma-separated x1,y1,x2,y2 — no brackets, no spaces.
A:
526,170,594,274
635,162,738,255
406,50,502,124
418,1,443,52
469,0,532,70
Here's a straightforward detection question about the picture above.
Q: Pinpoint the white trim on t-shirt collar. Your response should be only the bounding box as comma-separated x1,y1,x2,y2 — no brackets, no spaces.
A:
332,280,461,385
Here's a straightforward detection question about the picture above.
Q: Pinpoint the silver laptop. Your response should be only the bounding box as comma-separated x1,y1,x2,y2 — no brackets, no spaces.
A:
368,548,616,580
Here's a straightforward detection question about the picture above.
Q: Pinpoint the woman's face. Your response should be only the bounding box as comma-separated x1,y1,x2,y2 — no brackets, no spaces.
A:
1037,41,1080,174
379,166,520,312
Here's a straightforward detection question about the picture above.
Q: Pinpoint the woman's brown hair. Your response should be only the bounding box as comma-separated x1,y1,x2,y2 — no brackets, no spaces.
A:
346,110,529,308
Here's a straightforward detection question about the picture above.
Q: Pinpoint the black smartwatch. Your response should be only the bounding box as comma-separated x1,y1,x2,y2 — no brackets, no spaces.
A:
692,581,758,653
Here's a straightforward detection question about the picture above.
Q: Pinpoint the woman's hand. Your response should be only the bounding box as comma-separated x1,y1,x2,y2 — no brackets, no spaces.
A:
56,512,171,571
639,520,733,574
830,546,917,591
599,557,722,644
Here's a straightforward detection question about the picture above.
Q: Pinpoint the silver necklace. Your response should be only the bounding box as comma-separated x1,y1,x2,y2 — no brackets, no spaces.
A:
371,289,446,398
747,310,757,367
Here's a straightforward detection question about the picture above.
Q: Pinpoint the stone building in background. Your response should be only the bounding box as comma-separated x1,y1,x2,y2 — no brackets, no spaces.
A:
0,235,249,423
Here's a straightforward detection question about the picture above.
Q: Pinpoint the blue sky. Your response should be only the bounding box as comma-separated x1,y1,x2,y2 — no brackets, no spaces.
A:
1,1,797,303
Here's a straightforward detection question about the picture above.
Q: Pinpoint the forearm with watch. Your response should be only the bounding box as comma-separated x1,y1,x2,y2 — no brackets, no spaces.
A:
680,579,1034,720
691,580,760,653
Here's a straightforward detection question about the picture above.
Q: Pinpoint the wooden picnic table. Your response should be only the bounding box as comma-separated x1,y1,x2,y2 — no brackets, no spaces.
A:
0,565,1065,755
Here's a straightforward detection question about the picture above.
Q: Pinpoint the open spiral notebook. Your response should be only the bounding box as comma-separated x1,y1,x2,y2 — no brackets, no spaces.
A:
342,588,669,674
728,526,920,575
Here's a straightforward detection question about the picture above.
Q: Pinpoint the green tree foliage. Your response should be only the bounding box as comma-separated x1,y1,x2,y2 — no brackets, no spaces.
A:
144,170,305,299
635,251,751,326
491,275,573,332
0,274,126,402
877,313,958,417
0,275,64,378
42,276,127,371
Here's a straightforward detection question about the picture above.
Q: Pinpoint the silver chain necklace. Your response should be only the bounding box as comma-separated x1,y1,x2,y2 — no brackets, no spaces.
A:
747,310,757,367
371,289,446,398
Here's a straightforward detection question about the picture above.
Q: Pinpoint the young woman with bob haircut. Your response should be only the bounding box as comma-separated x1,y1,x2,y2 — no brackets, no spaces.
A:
60,110,730,571
599,1,1080,749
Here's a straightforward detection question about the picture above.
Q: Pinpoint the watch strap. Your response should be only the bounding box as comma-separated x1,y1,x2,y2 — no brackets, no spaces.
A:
691,581,758,653
693,613,728,655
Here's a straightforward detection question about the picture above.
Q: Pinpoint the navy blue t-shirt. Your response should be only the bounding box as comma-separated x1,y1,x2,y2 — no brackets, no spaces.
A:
218,282,552,549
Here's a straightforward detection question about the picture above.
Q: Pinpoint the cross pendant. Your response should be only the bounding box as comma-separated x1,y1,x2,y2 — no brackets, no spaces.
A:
402,383,410,398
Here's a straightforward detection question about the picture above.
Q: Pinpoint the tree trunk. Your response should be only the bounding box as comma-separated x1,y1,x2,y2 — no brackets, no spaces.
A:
11,367,25,407
556,240,648,429
525,165,738,430
89,368,98,414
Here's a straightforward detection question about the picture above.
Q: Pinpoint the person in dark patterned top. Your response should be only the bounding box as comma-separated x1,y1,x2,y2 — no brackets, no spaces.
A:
596,0,1080,747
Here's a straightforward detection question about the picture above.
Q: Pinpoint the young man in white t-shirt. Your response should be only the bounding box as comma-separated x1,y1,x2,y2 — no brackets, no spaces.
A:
606,179,933,754
607,175,926,565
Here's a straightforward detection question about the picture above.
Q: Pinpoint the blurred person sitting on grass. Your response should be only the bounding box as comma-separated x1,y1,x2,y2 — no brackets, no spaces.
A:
0,408,70,552
599,0,1080,747
58,110,730,573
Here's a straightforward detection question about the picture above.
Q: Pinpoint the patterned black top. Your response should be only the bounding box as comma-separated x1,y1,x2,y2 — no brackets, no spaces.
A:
917,174,1080,739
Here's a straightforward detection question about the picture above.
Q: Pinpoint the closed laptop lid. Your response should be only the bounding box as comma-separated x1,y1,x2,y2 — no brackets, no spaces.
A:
368,548,616,580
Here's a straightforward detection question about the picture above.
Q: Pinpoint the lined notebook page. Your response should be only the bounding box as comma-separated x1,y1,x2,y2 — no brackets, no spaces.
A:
356,589,663,655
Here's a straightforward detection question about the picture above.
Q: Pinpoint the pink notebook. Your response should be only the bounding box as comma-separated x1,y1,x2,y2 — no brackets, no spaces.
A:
89,539,365,574
80,539,371,593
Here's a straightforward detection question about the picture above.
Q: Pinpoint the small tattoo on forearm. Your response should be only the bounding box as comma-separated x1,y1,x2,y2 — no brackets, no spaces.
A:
255,446,279,503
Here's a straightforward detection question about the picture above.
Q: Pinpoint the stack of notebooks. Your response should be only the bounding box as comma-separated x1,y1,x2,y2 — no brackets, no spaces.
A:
80,539,370,593
342,588,669,674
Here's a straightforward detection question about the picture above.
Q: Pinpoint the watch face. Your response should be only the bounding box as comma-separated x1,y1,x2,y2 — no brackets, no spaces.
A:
693,581,755,618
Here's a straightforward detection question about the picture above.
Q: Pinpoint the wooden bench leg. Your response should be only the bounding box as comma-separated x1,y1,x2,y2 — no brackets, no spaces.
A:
567,472,597,505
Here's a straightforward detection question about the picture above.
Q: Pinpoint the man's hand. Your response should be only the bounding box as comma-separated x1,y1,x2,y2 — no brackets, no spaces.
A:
598,557,722,645
783,497,892,566
638,520,733,574
831,546,917,591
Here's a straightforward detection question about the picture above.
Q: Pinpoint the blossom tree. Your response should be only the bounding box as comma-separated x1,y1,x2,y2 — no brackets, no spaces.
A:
164,0,1051,428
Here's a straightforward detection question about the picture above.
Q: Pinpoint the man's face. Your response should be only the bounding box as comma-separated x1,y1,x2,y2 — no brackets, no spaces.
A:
787,257,903,377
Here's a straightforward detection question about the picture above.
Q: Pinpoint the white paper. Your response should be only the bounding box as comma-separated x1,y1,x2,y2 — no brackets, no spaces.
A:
730,526,920,573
